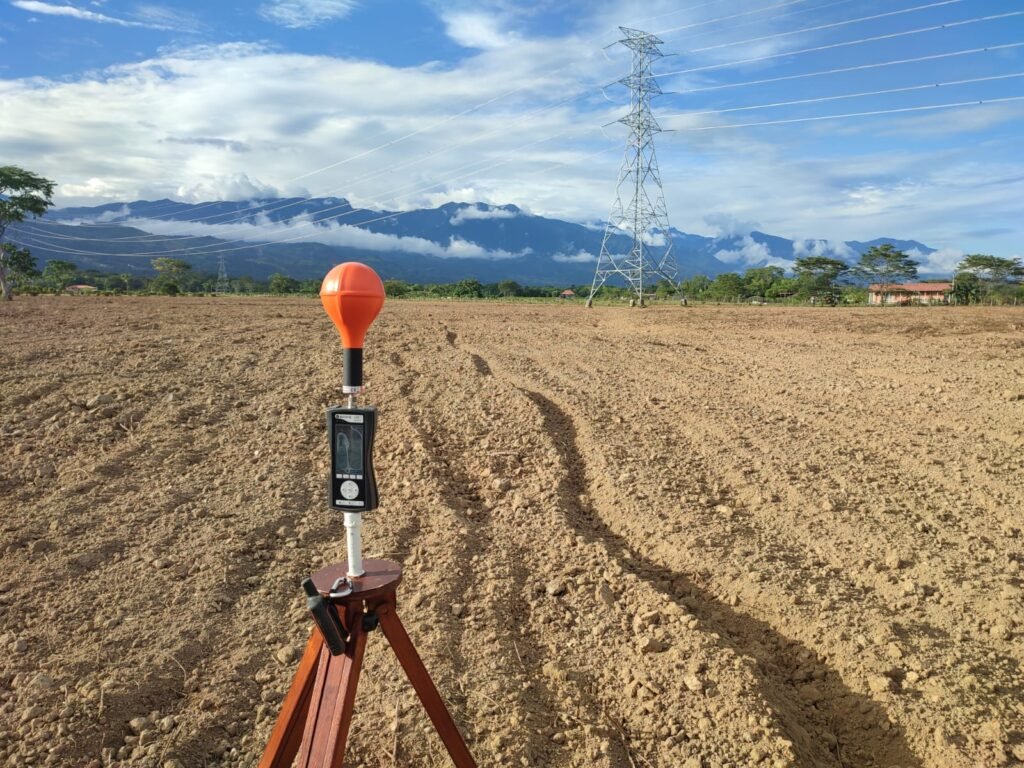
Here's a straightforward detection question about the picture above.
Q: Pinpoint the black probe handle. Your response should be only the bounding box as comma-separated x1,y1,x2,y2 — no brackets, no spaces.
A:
302,578,347,656
343,348,363,391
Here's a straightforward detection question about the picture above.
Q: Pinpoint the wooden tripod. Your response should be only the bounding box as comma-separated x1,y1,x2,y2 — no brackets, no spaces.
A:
259,559,477,768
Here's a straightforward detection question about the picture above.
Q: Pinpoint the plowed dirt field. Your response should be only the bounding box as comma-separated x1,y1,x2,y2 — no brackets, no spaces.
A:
2,296,1023,768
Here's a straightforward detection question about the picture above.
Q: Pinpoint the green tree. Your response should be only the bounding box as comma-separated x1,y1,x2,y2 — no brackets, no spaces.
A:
951,272,982,305
268,273,300,294
793,256,849,299
0,166,56,300
452,278,483,298
0,244,39,296
150,257,191,293
853,244,918,303
707,272,744,300
383,279,411,297
42,259,77,293
679,274,711,299
742,266,784,299
955,254,1024,303
496,279,522,297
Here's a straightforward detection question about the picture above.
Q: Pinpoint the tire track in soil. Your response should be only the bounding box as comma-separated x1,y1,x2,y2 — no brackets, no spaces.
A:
554,335,1024,743
515,382,922,768
432,325,647,766
444,330,768,765
494,336,1017,764
456,333,921,768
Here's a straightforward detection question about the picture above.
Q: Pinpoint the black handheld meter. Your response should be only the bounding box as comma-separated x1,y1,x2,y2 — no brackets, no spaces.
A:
327,406,378,512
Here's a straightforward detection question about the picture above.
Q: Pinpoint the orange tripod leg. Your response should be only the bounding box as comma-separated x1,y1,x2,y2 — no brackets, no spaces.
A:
259,630,325,768
297,604,368,768
377,602,477,768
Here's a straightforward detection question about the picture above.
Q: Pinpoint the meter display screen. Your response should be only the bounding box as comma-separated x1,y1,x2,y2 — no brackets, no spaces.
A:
326,405,378,513
334,424,364,474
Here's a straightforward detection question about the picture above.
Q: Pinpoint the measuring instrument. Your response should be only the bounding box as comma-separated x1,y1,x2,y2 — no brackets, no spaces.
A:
259,262,476,768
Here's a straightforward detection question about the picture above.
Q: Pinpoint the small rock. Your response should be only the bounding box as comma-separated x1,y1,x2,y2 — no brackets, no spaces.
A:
158,715,177,733
978,719,1002,743
12,638,28,653
450,603,465,618
20,705,44,724
275,645,296,665
682,673,704,692
164,761,186,768
32,673,55,690
545,580,567,597
87,393,115,409
638,637,664,654
129,716,149,734
868,675,894,694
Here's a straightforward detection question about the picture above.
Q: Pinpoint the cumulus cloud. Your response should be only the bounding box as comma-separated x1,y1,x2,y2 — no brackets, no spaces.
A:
449,205,518,226
125,213,532,260
705,213,759,240
552,250,597,263
176,173,281,202
259,0,358,28
907,247,964,274
792,238,855,260
443,11,514,49
714,235,791,268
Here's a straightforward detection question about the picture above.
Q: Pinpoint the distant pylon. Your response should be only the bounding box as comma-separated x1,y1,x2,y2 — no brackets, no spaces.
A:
586,28,679,308
216,254,229,294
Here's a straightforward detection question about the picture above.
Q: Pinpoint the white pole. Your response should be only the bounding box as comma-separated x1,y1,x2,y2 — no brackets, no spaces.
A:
344,512,365,577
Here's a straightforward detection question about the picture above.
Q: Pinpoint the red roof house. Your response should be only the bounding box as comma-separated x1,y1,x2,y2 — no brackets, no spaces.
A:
868,282,952,306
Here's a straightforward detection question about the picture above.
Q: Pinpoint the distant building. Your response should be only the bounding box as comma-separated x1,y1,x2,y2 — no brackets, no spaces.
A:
868,282,952,306
559,289,576,299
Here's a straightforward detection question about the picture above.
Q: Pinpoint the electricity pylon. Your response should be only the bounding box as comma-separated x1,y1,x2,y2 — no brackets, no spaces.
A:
586,28,679,308
216,254,229,294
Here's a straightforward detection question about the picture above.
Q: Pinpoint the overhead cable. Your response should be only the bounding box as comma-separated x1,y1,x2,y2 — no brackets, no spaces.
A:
655,11,1024,78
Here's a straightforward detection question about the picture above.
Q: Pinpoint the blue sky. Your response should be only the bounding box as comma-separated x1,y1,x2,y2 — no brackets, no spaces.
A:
1,0,1022,268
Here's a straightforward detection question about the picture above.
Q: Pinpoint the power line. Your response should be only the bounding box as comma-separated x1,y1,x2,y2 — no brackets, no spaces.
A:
664,42,1024,96
655,0,823,35
655,11,1024,78
35,86,600,242
661,73,1024,118
7,143,621,261
670,95,1024,131
13,126,608,258
686,0,964,54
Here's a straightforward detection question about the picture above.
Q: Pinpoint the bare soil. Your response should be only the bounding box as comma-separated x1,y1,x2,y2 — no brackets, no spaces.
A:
1,296,1023,768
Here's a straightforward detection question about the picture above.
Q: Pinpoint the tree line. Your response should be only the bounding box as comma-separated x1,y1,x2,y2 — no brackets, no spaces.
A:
2,165,1021,304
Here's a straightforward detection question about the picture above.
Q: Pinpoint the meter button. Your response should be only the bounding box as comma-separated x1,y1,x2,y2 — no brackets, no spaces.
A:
340,480,359,500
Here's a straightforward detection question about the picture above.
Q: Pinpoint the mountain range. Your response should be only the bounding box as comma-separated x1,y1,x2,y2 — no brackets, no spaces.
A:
12,197,939,285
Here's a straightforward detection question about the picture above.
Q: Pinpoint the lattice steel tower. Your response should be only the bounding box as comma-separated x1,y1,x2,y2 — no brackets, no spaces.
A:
216,254,229,294
586,28,679,308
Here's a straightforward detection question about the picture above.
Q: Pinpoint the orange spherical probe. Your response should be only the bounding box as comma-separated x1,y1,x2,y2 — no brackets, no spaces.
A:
320,262,385,392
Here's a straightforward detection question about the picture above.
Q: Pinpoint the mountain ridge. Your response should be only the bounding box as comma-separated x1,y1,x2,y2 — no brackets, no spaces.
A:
13,197,941,284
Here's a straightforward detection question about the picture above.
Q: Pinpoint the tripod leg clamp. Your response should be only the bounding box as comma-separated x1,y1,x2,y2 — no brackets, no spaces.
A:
302,578,347,656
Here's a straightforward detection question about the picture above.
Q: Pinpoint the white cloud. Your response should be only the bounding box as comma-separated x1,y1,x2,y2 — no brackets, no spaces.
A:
259,0,357,29
443,12,514,49
124,213,532,260
176,173,281,202
449,205,518,225
552,250,596,263
11,0,168,28
3,2,1023,260
907,247,964,274
792,238,855,260
714,235,791,269
704,213,759,240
